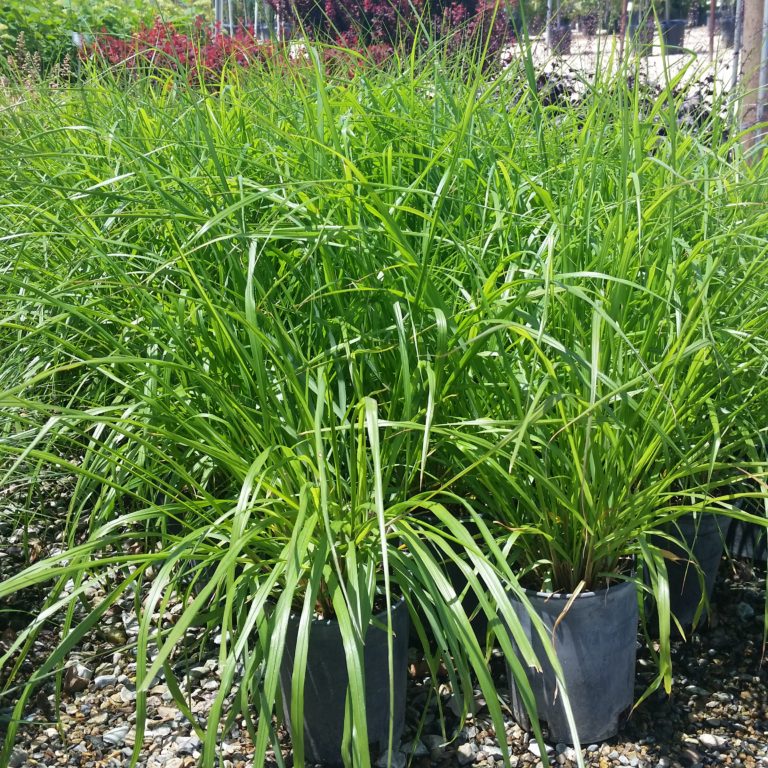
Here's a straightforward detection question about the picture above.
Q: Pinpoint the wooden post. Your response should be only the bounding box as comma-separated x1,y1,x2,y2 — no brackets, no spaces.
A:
759,0,768,132
731,0,745,91
546,0,554,46
619,0,629,60
741,0,765,151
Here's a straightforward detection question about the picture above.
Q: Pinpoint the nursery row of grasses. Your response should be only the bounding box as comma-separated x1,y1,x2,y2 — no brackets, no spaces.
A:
1,37,768,766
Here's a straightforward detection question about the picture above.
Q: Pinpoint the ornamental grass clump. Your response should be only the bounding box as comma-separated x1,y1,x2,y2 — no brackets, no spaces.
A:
440,58,768,689
0,41,586,765
0,35,767,762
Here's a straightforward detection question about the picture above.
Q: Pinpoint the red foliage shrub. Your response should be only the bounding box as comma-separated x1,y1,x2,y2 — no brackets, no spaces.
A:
81,17,279,82
267,0,512,60
82,2,511,83
82,16,411,81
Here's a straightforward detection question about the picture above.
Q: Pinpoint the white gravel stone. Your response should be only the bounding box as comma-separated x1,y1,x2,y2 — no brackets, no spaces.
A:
74,663,93,680
119,686,136,703
188,666,208,680
103,724,131,746
402,740,429,757
175,735,202,755
699,734,727,749
457,742,478,765
713,692,732,702
423,734,445,750
93,674,117,689
63,663,92,693
449,694,479,718
528,741,554,758
375,749,406,768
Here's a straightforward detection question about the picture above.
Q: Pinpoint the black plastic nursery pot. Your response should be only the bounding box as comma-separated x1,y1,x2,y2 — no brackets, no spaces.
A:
578,12,599,35
444,558,490,646
659,19,687,52
507,580,638,745
691,6,707,26
627,14,655,55
279,598,409,766
550,24,573,54
719,15,735,47
726,518,767,561
656,514,731,630
439,516,490,646
723,480,766,561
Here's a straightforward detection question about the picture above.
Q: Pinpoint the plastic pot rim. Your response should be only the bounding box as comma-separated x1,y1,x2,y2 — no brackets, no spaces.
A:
288,595,407,630
516,578,637,602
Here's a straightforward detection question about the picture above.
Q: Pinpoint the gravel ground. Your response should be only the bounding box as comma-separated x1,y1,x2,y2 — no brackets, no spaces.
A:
504,26,738,91
1,470,766,768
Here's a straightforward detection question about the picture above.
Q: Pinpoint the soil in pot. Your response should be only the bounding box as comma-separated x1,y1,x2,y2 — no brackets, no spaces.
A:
506,579,638,745
653,513,732,631
279,597,409,766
